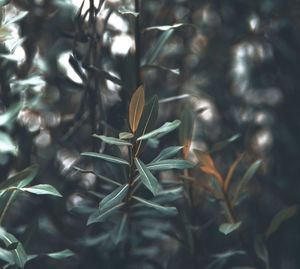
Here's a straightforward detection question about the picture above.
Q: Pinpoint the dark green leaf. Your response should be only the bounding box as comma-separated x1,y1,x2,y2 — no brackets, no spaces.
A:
132,196,177,215
254,236,269,269
219,222,241,235
99,184,129,212
142,64,180,75
135,158,162,196
118,7,139,17
111,213,128,245
0,132,17,155
233,160,262,204
0,165,38,191
147,159,194,171
142,29,174,65
20,184,62,197
81,152,129,166
92,135,132,146
137,120,181,141
44,249,75,259
6,242,18,251
151,146,183,163
266,205,298,238
87,202,125,225
119,132,134,139
0,227,27,268
144,23,196,32
0,247,14,265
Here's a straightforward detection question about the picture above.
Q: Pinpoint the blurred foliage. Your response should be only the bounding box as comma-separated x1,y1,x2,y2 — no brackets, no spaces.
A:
0,0,300,268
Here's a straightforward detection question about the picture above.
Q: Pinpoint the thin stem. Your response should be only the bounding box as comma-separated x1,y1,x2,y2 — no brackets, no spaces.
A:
0,192,16,225
135,0,141,87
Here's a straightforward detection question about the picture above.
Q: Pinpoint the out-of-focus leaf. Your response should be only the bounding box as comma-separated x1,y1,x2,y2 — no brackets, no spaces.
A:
211,134,241,152
111,213,128,245
147,159,194,171
194,149,223,185
89,66,122,86
233,160,262,204
119,132,134,139
129,85,144,133
135,158,162,196
153,187,183,204
0,0,10,7
87,202,125,225
132,196,177,215
137,120,181,141
159,94,190,104
0,26,11,42
224,155,244,192
0,103,22,126
266,205,298,238
118,7,139,17
179,108,195,159
0,227,27,268
219,222,241,235
4,11,28,25
20,184,62,197
81,152,129,166
0,165,38,191
151,146,183,163
254,236,269,269
142,29,174,65
142,64,180,75
92,135,132,146
0,132,17,155
99,184,129,212
144,23,195,32
28,249,75,261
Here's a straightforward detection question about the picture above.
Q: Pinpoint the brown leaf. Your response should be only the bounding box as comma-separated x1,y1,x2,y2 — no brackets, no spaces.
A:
129,85,145,133
224,154,244,192
200,165,223,186
194,149,215,170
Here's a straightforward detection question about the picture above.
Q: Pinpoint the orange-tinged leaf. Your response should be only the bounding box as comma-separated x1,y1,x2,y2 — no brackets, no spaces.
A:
129,85,145,133
224,154,244,192
194,149,215,169
182,141,191,160
200,165,223,186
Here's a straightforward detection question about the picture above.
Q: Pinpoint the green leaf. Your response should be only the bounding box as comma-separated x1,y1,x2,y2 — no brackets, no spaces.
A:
0,227,27,268
0,103,21,126
151,146,183,163
20,184,62,197
111,213,128,245
144,23,196,32
92,135,132,147
0,131,18,155
147,159,194,171
81,152,129,166
266,205,298,238
233,160,262,204
0,247,14,265
88,67,122,86
118,7,139,17
142,29,174,65
254,236,269,268
141,64,180,75
132,196,177,215
4,11,28,25
211,134,241,152
179,108,195,159
219,222,241,235
134,158,162,196
99,184,129,212
137,120,181,141
27,249,75,261
0,165,38,191
87,202,125,225
119,132,134,139
153,187,183,204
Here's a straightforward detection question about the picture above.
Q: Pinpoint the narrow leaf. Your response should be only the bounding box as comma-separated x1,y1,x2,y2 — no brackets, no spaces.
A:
151,146,183,163
135,158,162,196
147,159,194,171
144,23,195,32
266,205,298,238
224,155,244,192
119,132,134,139
87,202,125,225
92,135,132,146
132,196,177,215
233,160,262,204
219,222,241,235
45,249,75,259
111,214,128,244
0,227,27,268
179,108,195,159
81,152,129,166
99,184,129,212
20,184,62,197
129,85,144,133
137,120,181,141
118,7,139,17
0,165,38,191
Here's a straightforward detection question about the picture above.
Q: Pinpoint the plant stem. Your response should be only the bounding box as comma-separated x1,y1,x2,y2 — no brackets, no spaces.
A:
0,192,16,225
135,0,141,87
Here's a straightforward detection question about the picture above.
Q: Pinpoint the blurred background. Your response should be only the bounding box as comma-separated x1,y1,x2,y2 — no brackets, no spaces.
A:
0,0,300,268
